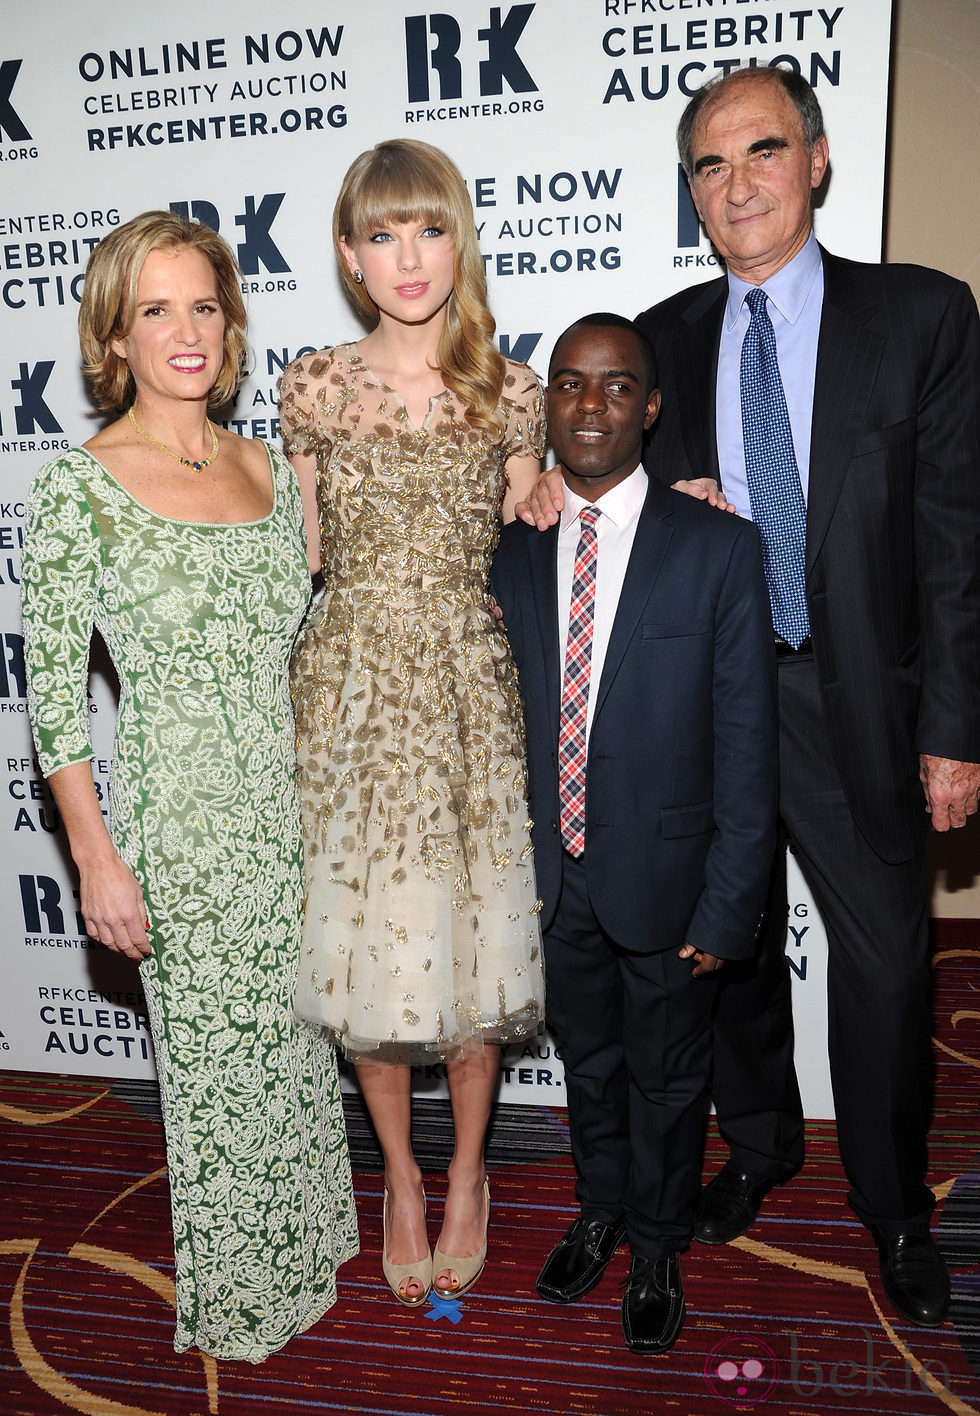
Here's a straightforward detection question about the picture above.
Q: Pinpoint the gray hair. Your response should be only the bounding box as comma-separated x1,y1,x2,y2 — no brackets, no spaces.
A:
677,68,826,179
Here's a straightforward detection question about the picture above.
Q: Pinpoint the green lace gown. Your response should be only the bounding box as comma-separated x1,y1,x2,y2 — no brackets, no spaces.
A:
20,444,358,1362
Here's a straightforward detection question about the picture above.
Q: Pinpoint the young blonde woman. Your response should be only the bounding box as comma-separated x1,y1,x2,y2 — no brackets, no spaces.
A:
21,212,357,1360
280,139,545,1306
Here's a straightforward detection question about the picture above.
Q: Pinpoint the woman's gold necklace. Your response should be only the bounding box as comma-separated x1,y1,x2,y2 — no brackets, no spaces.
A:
127,405,220,472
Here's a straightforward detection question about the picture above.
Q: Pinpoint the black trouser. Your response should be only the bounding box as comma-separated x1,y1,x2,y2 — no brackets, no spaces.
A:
544,850,719,1259
710,652,934,1226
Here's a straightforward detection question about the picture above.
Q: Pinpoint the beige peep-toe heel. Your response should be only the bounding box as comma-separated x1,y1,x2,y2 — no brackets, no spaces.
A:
433,1179,490,1299
382,1187,432,1308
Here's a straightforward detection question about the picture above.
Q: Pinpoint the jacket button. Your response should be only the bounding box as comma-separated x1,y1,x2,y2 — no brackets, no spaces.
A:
550,820,558,833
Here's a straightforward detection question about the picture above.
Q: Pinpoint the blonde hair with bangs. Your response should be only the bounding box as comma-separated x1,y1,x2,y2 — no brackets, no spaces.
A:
78,210,249,413
333,139,505,440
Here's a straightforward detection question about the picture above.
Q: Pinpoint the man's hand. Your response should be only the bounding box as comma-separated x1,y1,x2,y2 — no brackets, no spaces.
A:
919,754,980,831
515,467,565,528
678,942,725,977
672,478,737,513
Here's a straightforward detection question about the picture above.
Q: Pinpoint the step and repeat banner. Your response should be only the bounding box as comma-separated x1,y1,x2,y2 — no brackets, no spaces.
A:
0,1,893,1112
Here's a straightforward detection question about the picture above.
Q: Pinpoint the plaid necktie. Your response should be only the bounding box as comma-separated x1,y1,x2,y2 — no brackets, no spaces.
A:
740,287,811,648
558,505,601,857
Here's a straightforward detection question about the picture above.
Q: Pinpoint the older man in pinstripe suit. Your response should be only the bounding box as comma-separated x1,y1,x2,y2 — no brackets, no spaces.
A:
524,67,980,1330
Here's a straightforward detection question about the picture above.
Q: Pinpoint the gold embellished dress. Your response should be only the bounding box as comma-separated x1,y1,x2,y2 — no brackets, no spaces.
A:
280,345,545,1062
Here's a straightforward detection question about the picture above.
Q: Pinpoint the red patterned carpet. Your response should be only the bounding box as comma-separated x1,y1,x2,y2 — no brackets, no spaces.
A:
2,925,978,1416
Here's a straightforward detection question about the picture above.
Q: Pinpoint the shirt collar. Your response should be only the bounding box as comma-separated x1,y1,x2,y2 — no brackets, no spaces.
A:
724,230,822,330
559,465,648,532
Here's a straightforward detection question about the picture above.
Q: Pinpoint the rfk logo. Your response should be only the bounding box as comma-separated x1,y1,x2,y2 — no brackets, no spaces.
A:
5,361,62,436
20,875,85,936
405,5,537,103
0,60,32,143
677,166,701,247
0,633,26,699
168,195,290,276
498,333,541,365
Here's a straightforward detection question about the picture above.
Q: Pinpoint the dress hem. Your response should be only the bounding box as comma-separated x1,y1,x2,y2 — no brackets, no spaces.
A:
172,1239,359,1364
321,1014,545,1067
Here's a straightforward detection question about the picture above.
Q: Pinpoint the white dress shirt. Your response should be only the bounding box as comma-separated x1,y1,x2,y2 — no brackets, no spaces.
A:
557,466,648,747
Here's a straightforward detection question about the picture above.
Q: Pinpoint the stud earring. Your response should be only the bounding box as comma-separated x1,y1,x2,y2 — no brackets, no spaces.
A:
354,269,364,284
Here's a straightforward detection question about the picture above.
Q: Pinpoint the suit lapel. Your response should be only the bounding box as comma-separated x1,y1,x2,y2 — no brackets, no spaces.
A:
592,482,675,723
807,249,885,569
527,525,561,738
677,279,726,484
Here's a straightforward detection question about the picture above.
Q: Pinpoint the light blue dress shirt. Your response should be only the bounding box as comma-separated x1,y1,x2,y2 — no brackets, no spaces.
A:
715,232,825,519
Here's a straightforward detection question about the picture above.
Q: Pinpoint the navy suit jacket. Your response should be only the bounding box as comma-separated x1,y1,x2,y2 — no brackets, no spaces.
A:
491,477,777,960
637,249,980,863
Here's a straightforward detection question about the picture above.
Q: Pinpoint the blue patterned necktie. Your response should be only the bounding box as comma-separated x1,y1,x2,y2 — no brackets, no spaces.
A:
740,287,810,648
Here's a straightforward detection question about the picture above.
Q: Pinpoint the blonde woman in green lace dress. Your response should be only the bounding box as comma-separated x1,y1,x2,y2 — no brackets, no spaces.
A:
20,212,357,1362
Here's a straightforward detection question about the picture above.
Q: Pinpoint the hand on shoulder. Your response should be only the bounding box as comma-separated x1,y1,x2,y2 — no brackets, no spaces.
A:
672,478,737,514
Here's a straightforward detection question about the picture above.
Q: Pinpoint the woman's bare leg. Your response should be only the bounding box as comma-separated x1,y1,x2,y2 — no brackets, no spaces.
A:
434,1043,500,1287
357,1060,428,1301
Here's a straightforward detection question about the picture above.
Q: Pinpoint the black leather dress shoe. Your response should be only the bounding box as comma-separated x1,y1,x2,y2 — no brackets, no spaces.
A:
694,1164,790,1245
621,1253,685,1354
870,1226,950,1328
536,1216,626,1302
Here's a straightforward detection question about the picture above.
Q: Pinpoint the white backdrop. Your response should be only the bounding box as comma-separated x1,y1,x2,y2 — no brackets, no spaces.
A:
0,0,894,1113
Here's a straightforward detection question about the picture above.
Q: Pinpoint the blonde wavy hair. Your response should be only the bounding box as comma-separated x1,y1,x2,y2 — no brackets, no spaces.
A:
78,210,249,412
333,139,505,440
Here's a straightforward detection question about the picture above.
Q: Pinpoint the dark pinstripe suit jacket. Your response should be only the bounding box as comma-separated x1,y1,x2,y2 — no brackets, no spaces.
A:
636,248,980,863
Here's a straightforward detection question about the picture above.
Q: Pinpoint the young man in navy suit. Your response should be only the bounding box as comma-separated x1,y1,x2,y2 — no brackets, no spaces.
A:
522,70,980,1332
491,314,777,1353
